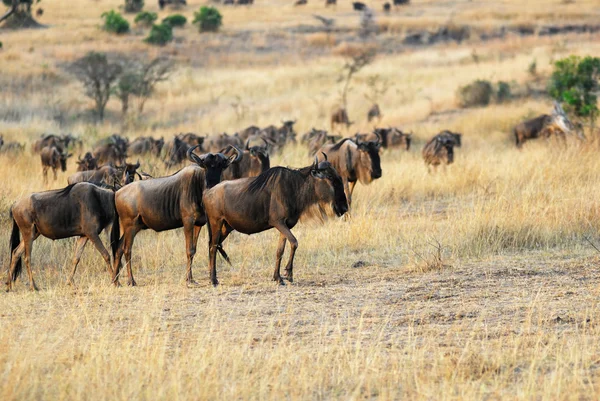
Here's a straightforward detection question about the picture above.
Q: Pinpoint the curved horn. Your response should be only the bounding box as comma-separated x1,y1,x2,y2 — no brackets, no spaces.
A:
321,151,328,162
187,144,204,166
355,134,361,145
135,159,140,169
313,155,319,169
374,131,382,144
225,145,243,165
245,139,250,150
136,172,143,181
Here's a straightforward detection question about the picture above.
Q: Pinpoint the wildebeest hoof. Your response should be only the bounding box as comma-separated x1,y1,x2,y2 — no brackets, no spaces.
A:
211,279,219,287
30,283,39,292
282,273,294,283
112,280,122,287
186,279,201,287
127,279,137,287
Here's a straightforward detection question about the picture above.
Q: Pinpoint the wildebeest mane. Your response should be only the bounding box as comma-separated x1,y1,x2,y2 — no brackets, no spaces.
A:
330,137,355,152
248,166,310,194
55,184,78,197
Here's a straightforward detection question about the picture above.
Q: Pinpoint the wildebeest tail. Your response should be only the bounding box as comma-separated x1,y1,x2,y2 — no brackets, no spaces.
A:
9,211,22,282
206,219,232,266
110,208,120,260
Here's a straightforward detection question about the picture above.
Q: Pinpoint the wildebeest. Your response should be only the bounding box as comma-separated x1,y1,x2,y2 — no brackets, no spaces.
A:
111,146,242,286
237,125,261,141
31,134,66,154
159,0,187,9
0,141,25,155
294,0,307,5
306,129,341,156
6,182,118,291
129,136,165,157
203,133,243,153
162,135,192,167
372,127,412,150
222,139,270,181
92,143,127,166
76,152,98,172
383,2,391,12
41,146,72,184
325,0,336,6
422,132,460,171
178,133,204,149
259,120,297,151
318,135,382,207
203,154,348,286
367,104,382,123
330,108,354,132
353,2,366,10
236,0,254,4
513,103,583,148
68,162,141,187
393,0,409,6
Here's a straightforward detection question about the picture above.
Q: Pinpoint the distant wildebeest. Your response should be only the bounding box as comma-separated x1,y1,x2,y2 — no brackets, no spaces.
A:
162,135,192,167
204,133,244,153
203,154,349,286
259,120,297,151
325,0,336,6
76,152,98,172
68,162,141,187
178,133,205,149
6,182,118,291
393,0,409,6
41,146,72,184
31,134,66,154
221,139,270,181
236,0,254,4
93,143,127,166
237,125,261,141
318,135,382,207
129,136,165,157
159,0,187,10
0,141,25,155
294,0,307,5
367,104,382,123
372,127,412,150
330,108,354,132
223,0,234,4
111,146,242,286
422,131,461,171
352,2,366,10
383,2,391,12
513,103,583,148
306,129,341,156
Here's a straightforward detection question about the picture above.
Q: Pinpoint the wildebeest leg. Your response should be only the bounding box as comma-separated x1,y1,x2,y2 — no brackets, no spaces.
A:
123,229,138,286
43,166,48,185
6,242,25,291
208,218,225,287
23,230,38,291
53,167,58,181
348,181,357,201
274,222,298,284
184,222,200,285
274,233,287,284
87,233,113,277
343,179,352,207
68,236,88,286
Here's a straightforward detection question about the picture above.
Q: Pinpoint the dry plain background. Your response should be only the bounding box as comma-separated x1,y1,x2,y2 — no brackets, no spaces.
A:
3,0,600,399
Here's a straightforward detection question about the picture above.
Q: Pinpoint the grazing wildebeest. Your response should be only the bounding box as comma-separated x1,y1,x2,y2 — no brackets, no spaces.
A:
68,162,141,187
129,136,165,157
318,135,382,207
41,146,72,184
203,154,348,286
76,152,99,172
383,2,391,12
367,104,382,123
6,182,118,291
325,0,336,6
222,139,270,181
352,2,366,10
330,108,354,132
372,128,412,150
513,103,582,148
162,135,191,167
422,133,459,171
111,146,242,286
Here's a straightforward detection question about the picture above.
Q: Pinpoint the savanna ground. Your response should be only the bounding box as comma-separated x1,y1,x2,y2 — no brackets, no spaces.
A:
3,0,600,399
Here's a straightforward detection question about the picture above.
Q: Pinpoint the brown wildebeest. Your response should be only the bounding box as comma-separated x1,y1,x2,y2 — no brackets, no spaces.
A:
0,135,4,149
0,141,25,155
259,120,297,151
367,104,382,123
203,154,348,286
237,125,261,141
32,134,65,154
41,146,72,184
6,182,119,291
159,0,187,10
383,2,391,12
513,104,583,148
372,128,412,150
318,136,382,207
307,129,341,156
75,152,98,172
330,108,354,132
222,139,270,181
68,162,141,187
162,135,191,167
352,1,366,10
393,0,409,6
203,133,244,153
111,145,242,286
129,136,165,157
178,132,204,148
294,0,307,5
422,133,459,171
93,143,127,166
325,0,336,6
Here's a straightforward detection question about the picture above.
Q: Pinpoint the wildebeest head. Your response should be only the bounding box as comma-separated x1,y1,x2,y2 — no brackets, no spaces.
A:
355,134,382,180
153,137,165,156
310,153,348,217
434,136,455,164
60,151,73,172
245,139,270,173
124,160,141,185
187,144,243,188
76,152,98,172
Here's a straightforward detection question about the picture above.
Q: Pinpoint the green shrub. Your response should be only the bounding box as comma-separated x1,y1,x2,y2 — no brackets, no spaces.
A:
0,42,3,49
456,79,493,108
124,0,144,13
135,11,157,27
496,81,512,103
193,7,222,32
101,10,130,34
163,14,187,28
145,23,173,45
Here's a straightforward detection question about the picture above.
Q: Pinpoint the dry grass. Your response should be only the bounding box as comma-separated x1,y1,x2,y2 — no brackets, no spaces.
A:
3,0,600,399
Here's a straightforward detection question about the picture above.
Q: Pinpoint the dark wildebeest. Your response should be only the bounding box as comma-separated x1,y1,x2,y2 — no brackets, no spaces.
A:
393,0,409,6
203,154,348,286
294,0,307,5
31,134,66,154
222,139,270,181
159,0,187,9
93,142,127,166
236,0,254,4
178,133,205,149
76,152,98,172
372,128,412,150
422,132,460,171
203,133,244,153
129,136,165,157
0,141,25,155
330,108,354,132
162,135,191,167
0,135,4,149
259,120,297,151
307,129,341,156
6,182,118,291
41,146,72,184
318,135,382,207
68,162,141,187
353,2,366,10
111,146,242,286
383,2,391,12
325,0,336,6
367,104,382,123
513,104,583,148
238,125,261,141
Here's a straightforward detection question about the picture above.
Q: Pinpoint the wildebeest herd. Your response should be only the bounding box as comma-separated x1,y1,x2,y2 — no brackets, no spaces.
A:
3,102,582,291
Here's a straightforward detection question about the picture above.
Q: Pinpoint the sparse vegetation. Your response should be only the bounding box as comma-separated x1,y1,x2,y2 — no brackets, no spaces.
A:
456,79,493,108
193,6,222,32
144,22,173,45
134,11,157,27
101,10,130,34
162,14,186,27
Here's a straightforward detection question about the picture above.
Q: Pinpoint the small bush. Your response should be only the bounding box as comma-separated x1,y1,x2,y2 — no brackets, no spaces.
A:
163,14,187,27
0,42,3,49
496,81,512,103
135,11,157,27
193,7,222,32
101,10,130,34
124,0,144,13
456,79,493,108
145,23,173,45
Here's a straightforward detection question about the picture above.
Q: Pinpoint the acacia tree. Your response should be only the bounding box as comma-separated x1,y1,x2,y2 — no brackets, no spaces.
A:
0,0,42,27
338,47,377,109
